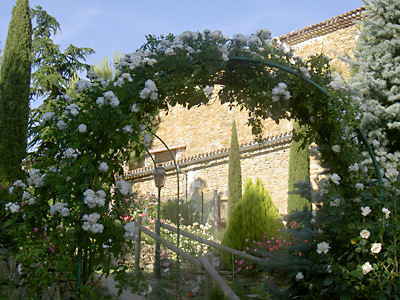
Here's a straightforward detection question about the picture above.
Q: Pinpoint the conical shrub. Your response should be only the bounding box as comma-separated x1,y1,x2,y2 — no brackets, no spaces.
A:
221,178,283,265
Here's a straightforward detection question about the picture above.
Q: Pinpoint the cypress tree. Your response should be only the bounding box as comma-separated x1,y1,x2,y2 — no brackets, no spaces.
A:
287,121,311,213
0,0,32,185
228,120,242,219
222,178,283,264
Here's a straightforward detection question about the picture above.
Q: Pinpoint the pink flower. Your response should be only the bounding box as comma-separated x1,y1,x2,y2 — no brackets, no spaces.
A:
33,227,39,232
21,202,26,206
49,247,54,253
245,239,249,242
162,262,170,267
236,268,242,272
298,252,302,257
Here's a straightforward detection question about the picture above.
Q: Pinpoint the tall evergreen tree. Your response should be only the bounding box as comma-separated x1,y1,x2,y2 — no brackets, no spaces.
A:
0,0,32,185
350,0,400,156
287,121,311,213
228,120,242,219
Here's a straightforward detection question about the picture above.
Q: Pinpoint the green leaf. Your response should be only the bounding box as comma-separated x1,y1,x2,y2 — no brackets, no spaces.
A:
324,277,334,286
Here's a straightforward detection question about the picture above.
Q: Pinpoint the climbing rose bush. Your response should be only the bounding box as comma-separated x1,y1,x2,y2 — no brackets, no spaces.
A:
2,24,387,299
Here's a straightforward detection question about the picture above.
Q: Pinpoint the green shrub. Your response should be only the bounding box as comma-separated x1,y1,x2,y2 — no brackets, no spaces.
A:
221,178,283,265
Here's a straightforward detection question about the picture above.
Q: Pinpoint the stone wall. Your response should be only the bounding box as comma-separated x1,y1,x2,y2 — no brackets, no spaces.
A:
127,20,359,217
292,25,358,79
130,136,291,215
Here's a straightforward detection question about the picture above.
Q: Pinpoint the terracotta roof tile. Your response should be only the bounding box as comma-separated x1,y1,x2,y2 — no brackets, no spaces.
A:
279,7,365,45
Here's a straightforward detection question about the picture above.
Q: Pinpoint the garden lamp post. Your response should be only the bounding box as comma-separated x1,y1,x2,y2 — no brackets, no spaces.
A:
153,165,166,279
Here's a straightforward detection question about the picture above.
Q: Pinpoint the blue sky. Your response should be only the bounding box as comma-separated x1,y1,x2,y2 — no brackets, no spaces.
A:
1,0,363,106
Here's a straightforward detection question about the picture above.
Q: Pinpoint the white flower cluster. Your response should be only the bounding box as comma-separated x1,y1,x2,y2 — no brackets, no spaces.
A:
63,148,80,159
57,120,68,130
5,202,20,213
122,125,133,133
83,189,106,208
131,103,139,113
86,70,99,81
82,213,104,233
75,79,93,92
22,191,36,205
140,79,158,100
42,112,54,124
27,169,44,187
271,82,291,102
64,103,80,117
9,180,26,194
96,91,120,107
55,94,73,103
50,202,70,217
316,177,329,195
124,221,138,240
115,180,132,196
143,133,151,146
114,72,133,87
203,86,214,99
115,49,157,71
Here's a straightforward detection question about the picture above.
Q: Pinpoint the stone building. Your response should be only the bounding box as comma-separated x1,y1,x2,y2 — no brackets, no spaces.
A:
124,7,364,220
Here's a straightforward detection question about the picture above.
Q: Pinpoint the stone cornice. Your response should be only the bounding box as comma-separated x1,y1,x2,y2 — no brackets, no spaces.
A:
124,131,293,180
278,7,365,46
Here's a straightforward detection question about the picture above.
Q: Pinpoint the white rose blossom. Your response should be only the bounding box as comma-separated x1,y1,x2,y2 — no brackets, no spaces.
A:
131,103,139,112
328,173,341,185
361,206,372,217
295,272,304,281
115,180,132,196
77,124,87,133
124,221,138,240
317,242,330,254
360,230,370,239
271,82,291,102
362,262,373,275
99,162,109,172
355,183,364,190
371,243,382,254
331,145,341,153
382,207,390,219
203,86,214,98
